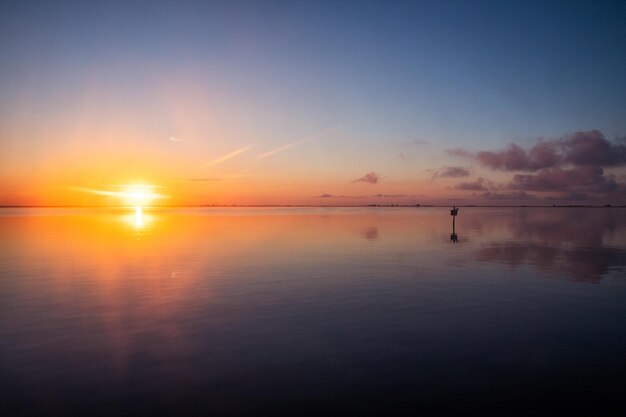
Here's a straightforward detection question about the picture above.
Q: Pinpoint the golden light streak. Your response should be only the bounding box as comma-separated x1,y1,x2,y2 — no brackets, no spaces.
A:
71,185,168,206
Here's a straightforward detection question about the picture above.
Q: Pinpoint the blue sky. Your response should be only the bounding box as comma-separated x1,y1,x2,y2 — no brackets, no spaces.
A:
1,1,625,205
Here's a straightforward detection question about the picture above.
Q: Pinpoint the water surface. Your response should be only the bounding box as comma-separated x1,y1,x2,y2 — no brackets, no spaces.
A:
1,207,625,415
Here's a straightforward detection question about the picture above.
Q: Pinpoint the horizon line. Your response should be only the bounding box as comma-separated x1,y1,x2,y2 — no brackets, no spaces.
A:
0,204,624,209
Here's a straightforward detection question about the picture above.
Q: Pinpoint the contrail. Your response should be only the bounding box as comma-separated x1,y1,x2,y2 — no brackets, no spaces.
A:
256,138,309,159
256,124,347,159
206,145,254,167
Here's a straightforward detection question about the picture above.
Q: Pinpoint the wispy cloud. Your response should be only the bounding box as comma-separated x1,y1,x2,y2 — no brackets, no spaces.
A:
256,138,308,159
317,193,410,199
256,125,347,160
479,191,538,201
454,177,493,191
316,194,366,199
184,174,254,181
206,145,254,167
372,194,408,198
169,136,183,142
432,166,471,178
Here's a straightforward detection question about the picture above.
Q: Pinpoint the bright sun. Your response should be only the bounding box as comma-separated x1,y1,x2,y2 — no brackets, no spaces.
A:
121,185,161,206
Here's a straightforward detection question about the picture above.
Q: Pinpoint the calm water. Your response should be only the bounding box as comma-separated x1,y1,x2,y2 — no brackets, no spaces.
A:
1,207,625,415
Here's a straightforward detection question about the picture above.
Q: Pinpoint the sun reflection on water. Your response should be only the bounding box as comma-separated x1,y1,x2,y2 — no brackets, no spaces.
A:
122,205,154,230
135,206,143,228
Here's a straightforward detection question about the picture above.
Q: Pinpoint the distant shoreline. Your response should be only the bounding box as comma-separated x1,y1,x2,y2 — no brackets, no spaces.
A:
1,205,624,209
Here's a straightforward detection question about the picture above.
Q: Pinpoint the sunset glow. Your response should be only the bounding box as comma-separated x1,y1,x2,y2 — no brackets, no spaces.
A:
2,2,626,415
1,2,624,207
120,185,163,207
70,184,167,207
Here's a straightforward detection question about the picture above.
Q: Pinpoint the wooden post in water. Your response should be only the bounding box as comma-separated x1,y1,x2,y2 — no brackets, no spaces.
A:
450,206,459,242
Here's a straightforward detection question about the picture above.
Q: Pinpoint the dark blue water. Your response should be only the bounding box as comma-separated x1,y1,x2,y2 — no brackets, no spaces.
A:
1,207,625,415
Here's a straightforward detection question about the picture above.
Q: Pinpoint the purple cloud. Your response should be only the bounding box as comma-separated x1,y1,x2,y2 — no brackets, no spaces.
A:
560,130,626,166
435,166,471,178
474,142,559,171
454,177,491,191
479,191,538,200
372,194,408,198
317,194,366,199
449,130,626,172
355,172,380,184
447,148,472,158
447,130,626,201
508,166,620,194
554,191,590,201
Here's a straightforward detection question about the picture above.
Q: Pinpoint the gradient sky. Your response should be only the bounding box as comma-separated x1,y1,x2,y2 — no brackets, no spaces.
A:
2,0,625,206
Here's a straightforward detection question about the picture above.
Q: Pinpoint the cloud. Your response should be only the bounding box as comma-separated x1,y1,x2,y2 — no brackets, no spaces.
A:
257,125,347,160
508,166,621,194
454,177,492,191
354,172,380,184
257,138,308,159
479,191,538,200
186,178,221,181
447,130,626,201
560,130,626,166
448,130,626,172
316,194,366,199
434,166,471,178
169,136,182,142
471,142,559,171
553,191,590,201
372,194,408,198
447,148,472,158
205,145,254,167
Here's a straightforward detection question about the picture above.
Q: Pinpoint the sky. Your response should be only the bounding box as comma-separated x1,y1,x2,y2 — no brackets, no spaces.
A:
1,0,625,206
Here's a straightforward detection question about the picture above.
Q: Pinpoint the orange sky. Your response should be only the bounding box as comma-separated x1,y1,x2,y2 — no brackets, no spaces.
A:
2,2,625,206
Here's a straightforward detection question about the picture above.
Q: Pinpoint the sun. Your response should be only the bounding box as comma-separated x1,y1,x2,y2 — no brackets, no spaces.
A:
120,184,163,207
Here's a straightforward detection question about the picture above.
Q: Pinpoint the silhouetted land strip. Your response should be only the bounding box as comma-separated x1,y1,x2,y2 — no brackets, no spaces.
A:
1,205,625,209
